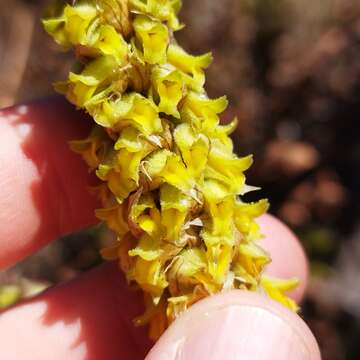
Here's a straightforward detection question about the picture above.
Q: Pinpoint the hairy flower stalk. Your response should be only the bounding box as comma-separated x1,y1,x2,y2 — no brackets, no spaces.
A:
43,0,299,340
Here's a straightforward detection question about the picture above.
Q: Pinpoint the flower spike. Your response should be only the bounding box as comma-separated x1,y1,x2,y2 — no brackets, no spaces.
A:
43,0,299,340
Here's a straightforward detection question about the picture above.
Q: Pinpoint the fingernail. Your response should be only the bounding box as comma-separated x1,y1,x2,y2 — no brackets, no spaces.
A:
176,305,311,360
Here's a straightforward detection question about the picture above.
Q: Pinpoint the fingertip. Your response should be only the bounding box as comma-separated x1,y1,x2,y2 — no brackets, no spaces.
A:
258,214,309,301
147,291,321,360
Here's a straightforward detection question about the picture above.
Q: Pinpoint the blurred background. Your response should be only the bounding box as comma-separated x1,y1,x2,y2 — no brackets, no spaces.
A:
1,0,360,358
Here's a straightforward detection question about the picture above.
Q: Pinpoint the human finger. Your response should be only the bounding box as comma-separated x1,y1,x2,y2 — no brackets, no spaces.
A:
0,263,152,360
0,97,100,269
147,290,321,360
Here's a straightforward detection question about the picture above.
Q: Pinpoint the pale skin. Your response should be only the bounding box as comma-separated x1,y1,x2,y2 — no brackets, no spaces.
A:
0,97,321,359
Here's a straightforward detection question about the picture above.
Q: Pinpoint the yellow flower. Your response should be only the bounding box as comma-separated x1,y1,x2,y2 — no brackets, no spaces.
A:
128,257,168,303
88,24,129,62
170,248,208,283
43,3,97,48
236,242,271,279
206,141,253,196
88,93,163,136
202,198,236,244
212,117,238,151
55,55,118,107
235,199,270,241
95,204,129,236
180,92,228,134
96,127,155,202
261,276,300,312
133,15,169,64
174,123,209,180
167,44,212,92
96,162,137,203
64,4,98,44
143,149,194,193
160,183,192,244
129,232,164,260
130,0,183,31
151,65,185,117
69,126,110,169
201,198,237,284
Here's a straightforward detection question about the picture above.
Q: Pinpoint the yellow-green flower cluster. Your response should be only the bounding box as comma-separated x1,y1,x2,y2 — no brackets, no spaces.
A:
43,0,298,340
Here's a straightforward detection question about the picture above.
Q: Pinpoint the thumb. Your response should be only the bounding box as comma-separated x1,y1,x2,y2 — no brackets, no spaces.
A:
146,290,321,360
